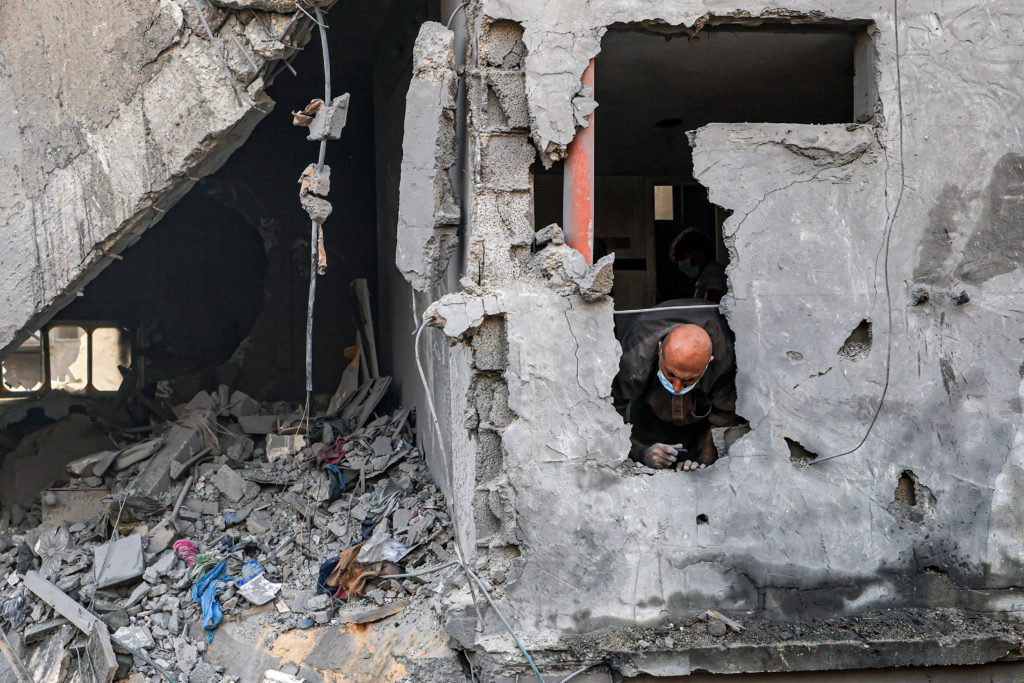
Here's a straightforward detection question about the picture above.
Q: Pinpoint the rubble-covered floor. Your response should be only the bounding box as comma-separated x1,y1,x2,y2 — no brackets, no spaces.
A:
0,387,469,682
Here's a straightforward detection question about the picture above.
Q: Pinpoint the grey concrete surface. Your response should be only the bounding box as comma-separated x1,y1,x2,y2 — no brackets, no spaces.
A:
427,0,1024,676
0,0,285,356
396,21,462,292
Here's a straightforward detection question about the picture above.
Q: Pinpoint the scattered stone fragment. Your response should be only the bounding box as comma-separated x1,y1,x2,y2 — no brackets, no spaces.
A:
210,465,246,503
113,625,155,650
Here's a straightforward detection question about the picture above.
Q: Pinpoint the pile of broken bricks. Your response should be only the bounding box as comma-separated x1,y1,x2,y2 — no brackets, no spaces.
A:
0,385,460,682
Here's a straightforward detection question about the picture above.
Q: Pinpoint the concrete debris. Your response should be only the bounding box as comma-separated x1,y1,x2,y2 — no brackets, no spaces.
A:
534,222,565,247
529,236,616,301
209,0,330,13
209,464,247,503
94,535,145,588
265,434,306,462
227,389,260,418
396,21,461,291
300,193,333,223
298,163,331,198
0,383,459,681
307,93,350,141
113,624,155,650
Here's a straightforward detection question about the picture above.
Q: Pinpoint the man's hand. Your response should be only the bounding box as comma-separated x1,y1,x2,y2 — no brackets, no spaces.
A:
676,432,718,472
642,443,683,469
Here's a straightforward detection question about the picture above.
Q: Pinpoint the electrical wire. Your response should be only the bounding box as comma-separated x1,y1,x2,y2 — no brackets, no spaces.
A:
559,664,599,683
303,5,332,418
812,0,904,465
468,569,546,682
612,304,720,315
446,2,469,29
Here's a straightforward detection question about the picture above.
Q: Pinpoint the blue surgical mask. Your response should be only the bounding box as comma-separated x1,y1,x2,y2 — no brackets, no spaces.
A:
657,357,710,396
678,261,700,278
658,368,697,396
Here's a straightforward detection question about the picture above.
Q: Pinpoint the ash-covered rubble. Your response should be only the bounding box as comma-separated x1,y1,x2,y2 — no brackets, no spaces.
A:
0,386,459,682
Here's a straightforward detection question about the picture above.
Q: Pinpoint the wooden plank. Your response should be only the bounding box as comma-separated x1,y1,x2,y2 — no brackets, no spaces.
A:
706,609,744,633
352,279,380,379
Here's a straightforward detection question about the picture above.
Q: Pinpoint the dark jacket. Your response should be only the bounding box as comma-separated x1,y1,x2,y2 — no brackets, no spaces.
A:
614,299,740,461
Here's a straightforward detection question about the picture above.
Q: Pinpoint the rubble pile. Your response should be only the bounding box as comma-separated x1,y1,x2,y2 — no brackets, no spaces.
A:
0,386,458,682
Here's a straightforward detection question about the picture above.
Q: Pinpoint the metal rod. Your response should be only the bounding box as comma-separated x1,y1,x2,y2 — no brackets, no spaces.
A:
563,58,595,264
305,6,331,396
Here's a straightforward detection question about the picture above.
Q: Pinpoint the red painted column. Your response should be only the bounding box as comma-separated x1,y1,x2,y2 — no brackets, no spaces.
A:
564,58,595,264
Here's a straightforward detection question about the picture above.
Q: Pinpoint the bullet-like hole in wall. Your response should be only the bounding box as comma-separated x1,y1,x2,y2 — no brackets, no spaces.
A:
895,470,917,506
786,437,818,466
839,319,872,361
696,513,708,525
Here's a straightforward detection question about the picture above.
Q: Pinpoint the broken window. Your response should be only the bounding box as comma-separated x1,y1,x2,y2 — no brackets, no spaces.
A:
1,332,44,393
534,22,869,310
0,324,131,395
536,21,872,468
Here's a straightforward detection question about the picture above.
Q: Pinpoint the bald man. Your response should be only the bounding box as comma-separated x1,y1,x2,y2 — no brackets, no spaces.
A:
614,299,740,471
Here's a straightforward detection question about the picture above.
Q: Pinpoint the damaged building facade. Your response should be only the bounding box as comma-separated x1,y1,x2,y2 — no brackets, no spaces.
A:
3,0,1024,680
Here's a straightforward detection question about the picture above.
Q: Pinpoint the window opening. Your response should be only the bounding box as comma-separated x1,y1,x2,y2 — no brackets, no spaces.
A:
532,21,869,472
1,332,44,393
1,324,131,396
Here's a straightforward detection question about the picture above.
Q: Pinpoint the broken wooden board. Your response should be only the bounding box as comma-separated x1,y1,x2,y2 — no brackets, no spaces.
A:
352,279,380,379
706,609,744,633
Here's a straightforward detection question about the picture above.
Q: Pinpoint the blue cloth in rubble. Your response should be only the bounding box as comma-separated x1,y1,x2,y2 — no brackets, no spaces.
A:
192,559,231,642
316,555,340,595
324,463,347,502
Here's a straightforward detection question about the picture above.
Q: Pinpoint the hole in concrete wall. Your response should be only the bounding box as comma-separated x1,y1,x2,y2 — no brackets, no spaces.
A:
786,437,818,466
533,22,867,311
696,513,708,525
895,471,917,506
838,319,872,361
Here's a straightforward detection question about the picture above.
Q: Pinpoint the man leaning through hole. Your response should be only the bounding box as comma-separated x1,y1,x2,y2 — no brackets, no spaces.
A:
613,299,742,471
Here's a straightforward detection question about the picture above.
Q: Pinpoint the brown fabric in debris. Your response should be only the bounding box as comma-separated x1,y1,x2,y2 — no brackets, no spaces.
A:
324,541,401,598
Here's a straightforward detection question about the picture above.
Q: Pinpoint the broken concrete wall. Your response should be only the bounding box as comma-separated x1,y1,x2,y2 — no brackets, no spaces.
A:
0,1,303,357
418,0,1024,675
395,21,462,292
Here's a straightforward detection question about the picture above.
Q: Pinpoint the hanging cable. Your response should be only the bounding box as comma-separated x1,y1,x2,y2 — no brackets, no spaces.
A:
303,6,332,426
468,569,546,682
811,0,901,464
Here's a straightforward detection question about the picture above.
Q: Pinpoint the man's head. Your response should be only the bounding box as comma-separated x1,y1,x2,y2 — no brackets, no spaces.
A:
670,228,713,274
658,324,713,393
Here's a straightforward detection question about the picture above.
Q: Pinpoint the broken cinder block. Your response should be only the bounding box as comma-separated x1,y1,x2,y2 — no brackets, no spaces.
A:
307,93,350,141
266,434,306,462
210,465,246,503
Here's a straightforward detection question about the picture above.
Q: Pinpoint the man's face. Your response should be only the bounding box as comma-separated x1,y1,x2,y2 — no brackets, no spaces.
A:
659,342,712,393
